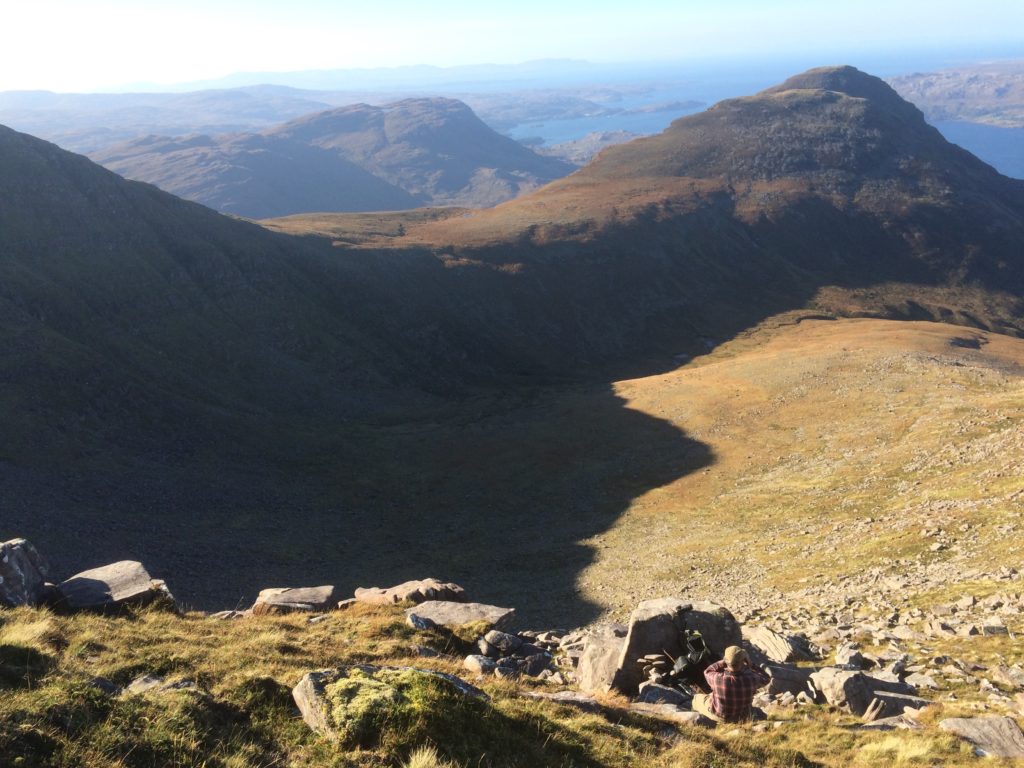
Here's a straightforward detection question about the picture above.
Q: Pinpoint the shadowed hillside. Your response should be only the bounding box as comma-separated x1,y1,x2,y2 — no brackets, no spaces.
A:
90,98,574,217
2,66,1024,622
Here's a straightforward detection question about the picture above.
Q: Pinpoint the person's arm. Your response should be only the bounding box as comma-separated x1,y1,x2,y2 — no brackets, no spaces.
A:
703,659,727,686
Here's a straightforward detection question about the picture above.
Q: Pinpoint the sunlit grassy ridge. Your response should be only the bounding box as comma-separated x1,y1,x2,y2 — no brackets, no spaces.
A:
578,317,1024,617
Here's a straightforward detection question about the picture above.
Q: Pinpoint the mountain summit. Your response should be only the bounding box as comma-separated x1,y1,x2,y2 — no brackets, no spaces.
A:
413,66,1023,309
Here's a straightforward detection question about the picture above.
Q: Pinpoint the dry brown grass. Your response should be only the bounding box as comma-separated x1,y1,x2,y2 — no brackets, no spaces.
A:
573,317,1024,619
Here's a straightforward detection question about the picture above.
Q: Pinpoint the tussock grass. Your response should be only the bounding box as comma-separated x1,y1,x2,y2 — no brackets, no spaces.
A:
2,602,1016,767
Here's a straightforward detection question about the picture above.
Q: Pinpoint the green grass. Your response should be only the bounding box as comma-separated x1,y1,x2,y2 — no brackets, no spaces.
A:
2,602,1021,767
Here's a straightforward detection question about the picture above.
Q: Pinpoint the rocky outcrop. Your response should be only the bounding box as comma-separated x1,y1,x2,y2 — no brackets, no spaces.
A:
612,598,741,695
576,625,627,694
404,601,514,632
745,626,814,664
939,716,1024,758
251,585,339,615
353,578,466,606
0,538,50,607
58,561,174,612
809,667,928,717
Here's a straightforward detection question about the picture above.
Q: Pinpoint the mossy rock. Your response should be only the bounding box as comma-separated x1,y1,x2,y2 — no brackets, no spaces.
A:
294,665,493,755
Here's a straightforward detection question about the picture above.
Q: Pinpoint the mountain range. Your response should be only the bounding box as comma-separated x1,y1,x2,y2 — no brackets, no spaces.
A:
1,65,1022,615
90,98,574,217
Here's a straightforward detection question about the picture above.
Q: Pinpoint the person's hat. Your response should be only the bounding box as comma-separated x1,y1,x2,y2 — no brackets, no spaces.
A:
724,646,748,669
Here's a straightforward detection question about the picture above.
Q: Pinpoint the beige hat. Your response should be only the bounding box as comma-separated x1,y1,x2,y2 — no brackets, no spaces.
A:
724,646,749,669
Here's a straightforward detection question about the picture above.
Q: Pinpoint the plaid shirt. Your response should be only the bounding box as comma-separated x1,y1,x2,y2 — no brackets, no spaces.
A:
703,660,771,722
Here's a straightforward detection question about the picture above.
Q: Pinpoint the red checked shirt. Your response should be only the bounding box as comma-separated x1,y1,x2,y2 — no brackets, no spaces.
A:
703,660,771,722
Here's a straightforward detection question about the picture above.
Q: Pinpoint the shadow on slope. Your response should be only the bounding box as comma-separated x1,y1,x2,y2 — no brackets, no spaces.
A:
0,383,712,628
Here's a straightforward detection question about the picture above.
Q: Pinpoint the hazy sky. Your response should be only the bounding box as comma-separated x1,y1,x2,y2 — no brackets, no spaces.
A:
2,0,1022,91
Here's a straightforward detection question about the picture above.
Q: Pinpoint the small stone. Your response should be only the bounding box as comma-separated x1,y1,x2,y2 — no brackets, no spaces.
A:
463,655,497,675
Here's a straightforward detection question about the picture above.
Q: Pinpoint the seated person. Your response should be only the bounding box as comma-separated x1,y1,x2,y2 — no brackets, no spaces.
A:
692,646,770,723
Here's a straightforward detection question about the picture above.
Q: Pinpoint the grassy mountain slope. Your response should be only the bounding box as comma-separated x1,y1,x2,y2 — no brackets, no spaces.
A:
3,597,1006,768
91,132,418,217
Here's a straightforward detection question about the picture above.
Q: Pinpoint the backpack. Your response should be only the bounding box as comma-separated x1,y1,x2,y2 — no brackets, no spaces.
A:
670,629,714,686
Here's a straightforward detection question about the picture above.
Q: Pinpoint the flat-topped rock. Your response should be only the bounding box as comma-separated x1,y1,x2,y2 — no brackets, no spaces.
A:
405,601,514,632
0,538,50,607
353,578,466,606
629,702,714,727
745,626,814,663
252,585,339,615
58,560,174,612
940,716,1024,758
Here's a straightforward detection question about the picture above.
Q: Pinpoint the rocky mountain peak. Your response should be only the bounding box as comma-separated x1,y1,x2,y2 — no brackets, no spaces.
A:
763,65,918,113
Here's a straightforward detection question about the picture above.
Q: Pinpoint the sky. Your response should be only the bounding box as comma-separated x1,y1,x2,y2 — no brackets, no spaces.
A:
1,0,1022,92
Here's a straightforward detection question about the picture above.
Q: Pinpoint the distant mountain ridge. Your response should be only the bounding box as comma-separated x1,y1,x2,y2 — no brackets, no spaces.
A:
90,98,574,217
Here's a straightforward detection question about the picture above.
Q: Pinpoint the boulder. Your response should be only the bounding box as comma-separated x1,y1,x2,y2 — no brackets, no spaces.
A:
252,585,339,615
404,601,514,632
612,598,741,695
637,682,692,706
353,578,466,606
292,665,488,741
0,538,50,607
809,667,925,717
58,561,174,612
483,630,522,654
835,643,868,669
745,626,814,663
992,665,1024,690
939,717,1024,758
764,663,816,697
576,625,627,694
463,655,497,675
629,702,714,727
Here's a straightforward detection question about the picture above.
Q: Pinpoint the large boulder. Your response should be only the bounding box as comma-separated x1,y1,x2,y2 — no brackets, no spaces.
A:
353,578,466,606
763,663,816,696
940,717,1024,758
745,626,814,663
292,665,488,744
809,667,927,717
0,539,50,607
576,624,627,694
404,601,514,632
612,598,741,695
58,561,174,612
252,586,339,615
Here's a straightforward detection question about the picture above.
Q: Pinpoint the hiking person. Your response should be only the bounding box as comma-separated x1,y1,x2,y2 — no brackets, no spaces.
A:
691,646,770,722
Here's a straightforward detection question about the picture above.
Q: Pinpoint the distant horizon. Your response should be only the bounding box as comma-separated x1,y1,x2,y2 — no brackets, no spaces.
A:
3,46,1023,97
3,0,1023,93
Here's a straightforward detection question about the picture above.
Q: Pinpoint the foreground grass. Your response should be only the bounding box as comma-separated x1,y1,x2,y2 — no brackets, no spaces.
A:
0,603,1012,767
